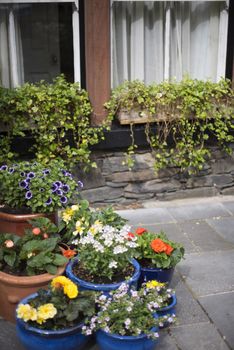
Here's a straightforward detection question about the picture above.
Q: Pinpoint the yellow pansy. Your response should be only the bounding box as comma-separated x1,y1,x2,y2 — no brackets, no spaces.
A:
64,281,78,299
37,304,57,323
62,208,75,224
146,280,165,289
17,304,37,322
51,276,70,289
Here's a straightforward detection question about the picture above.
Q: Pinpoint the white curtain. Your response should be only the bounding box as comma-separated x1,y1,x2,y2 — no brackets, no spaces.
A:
0,5,24,88
112,1,227,87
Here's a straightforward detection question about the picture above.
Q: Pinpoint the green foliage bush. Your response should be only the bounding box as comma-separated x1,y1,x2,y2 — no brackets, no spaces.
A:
105,78,234,173
0,75,108,170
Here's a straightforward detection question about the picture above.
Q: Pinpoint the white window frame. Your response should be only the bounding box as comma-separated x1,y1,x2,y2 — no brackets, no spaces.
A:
111,0,230,83
1,0,80,83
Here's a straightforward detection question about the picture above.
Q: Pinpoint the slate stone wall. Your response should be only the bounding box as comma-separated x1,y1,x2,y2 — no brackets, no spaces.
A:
77,146,234,207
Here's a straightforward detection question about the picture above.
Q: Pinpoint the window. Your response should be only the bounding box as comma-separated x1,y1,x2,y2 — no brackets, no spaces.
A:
0,0,80,88
111,1,230,87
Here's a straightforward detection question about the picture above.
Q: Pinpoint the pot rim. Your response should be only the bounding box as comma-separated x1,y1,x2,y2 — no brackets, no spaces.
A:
140,265,174,272
0,265,65,286
159,293,177,312
0,211,56,222
66,257,141,291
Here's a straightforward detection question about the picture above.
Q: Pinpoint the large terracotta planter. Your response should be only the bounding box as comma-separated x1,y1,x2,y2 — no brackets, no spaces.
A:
0,211,57,237
0,265,65,323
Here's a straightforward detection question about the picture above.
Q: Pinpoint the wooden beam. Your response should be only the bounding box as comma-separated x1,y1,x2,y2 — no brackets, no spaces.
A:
84,0,110,125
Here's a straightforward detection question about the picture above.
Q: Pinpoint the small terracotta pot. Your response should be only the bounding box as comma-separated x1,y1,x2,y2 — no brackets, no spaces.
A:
0,211,57,237
0,265,65,323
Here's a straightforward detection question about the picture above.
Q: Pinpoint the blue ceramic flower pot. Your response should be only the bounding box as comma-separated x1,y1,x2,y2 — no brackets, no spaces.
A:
138,265,174,287
66,258,141,294
96,329,158,350
158,293,177,328
16,293,90,350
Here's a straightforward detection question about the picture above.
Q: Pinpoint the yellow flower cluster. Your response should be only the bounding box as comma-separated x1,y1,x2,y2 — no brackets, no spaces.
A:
62,205,79,224
51,276,78,299
17,303,57,324
146,280,165,289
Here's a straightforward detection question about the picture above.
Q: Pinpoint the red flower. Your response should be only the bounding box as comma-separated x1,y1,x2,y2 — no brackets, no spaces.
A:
135,227,147,236
62,249,77,258
150,238,167,253
127,232,135,240
164,243,174,255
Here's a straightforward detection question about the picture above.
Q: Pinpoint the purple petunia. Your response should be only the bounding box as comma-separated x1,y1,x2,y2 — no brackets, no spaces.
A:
0,165,8,171
60,196,68,204
43,169,50,175
63,184,70,193
20,171,26,177
25,191,33,200
8,168,15,174
39,188,45,192
56,189,63,196
51,183,58,193
77,181,84,188
45,198,52,205
55,181,62,188
19,180,28,189
27,172,35,179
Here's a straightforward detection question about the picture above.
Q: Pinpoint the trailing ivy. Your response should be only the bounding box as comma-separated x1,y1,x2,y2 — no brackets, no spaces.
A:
0,75,109,170
105,78,234,173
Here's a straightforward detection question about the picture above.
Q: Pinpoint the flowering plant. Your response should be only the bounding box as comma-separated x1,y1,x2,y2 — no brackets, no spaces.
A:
74,223,138,281
0,218,67,275
144,280,176,310
59,200,127,244
83,282,175,338
0,159,83,213
17,276,96,330
132,228,184,269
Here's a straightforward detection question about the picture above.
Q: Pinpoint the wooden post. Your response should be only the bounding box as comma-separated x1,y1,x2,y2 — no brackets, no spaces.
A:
84,0,110,125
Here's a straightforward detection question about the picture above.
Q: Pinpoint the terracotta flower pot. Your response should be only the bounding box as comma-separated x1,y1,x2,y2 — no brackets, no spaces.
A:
0,265,65,323
0,211,57,237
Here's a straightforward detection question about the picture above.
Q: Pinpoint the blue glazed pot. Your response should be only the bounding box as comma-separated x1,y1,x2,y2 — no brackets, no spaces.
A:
138,265,174,287
16,293,90,350
96,328,158,350
66,258,141,294
158,293,177,328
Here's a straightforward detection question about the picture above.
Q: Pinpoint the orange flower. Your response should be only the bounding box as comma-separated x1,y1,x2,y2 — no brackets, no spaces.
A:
43,233,48,239
150,238,167,253
62,249,77,258
32,227,41,235
164,243,174,255
127,232,135,240
135,227,147,236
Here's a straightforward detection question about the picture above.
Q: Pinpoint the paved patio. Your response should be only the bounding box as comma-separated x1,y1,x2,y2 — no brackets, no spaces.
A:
1,196,234,350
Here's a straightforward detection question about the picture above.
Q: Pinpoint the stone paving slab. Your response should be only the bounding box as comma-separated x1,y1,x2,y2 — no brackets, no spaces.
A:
170,273,209,326
117,207,176,225
178,220,234,252
171,323,230,350
221,201,234,215
176,250,234,296
206,217,234,244
199,291,234,349
167,202,231,222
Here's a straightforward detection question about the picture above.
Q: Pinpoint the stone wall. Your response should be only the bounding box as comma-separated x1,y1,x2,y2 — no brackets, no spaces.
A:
77,146,234,207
